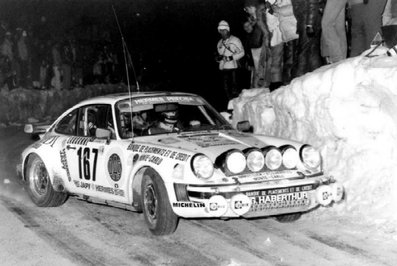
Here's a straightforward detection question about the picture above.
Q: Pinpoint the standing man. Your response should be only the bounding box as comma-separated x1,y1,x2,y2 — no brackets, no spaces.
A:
321,0,348,64
216,20,245,104
349,0,387,57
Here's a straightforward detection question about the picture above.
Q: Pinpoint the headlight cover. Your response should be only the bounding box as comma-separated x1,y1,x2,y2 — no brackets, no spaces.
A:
245,149,265,172
300,145,322,170
226,150,247,174
191,154,214,179
281,146,298,169
264,147,282,170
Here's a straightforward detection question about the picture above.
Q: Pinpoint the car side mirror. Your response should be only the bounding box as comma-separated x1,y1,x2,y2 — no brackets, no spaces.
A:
236,121,253,132
95,128,111,140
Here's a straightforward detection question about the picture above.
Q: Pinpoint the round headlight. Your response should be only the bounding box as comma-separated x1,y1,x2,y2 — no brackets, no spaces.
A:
282,147,298,169
226,150,246,174
246,149,265,172
192,154,214,179
264,148,282,170
300,145,321,169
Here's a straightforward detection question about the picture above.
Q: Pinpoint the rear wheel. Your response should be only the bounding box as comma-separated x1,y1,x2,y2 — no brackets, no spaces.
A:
141,169,178,235
275,213,302,223
26,154,68,207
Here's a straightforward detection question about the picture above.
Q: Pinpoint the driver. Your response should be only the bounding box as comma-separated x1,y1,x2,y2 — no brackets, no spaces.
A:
148,109,180,134
87,110,97,136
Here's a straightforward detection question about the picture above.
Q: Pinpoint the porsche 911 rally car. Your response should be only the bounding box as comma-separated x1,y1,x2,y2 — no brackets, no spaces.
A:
17,91,344,235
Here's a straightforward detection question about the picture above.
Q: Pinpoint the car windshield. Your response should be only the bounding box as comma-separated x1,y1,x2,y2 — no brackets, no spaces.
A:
115,95,232,138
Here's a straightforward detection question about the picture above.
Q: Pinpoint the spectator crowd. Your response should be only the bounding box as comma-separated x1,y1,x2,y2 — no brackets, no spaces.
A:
1,0,396,104
0,16,121,91
215,0,397,107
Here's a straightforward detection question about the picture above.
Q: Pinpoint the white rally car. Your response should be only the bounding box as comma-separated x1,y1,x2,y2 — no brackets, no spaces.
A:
18,91,344,235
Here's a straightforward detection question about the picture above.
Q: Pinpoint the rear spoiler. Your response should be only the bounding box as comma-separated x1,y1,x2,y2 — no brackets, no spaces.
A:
24,122,51,136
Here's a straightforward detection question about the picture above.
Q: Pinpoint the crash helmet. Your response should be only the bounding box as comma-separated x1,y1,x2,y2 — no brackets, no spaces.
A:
161,110,179,125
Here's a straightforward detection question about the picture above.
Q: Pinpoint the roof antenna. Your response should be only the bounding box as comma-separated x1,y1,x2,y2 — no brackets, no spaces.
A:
112,4,141,93
112,5,139,141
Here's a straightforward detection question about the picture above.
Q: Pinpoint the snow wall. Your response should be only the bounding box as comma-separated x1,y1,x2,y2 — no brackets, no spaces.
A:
231,50,397,230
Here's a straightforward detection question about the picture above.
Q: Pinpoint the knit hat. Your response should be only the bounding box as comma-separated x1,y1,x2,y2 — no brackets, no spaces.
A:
217,20,230,32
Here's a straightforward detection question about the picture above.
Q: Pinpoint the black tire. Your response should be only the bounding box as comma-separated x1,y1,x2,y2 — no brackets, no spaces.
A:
141,169,179,235
26,154,68,207
275,213,302,223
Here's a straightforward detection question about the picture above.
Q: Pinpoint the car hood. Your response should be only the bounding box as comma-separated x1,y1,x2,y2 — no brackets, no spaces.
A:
146,130,277,160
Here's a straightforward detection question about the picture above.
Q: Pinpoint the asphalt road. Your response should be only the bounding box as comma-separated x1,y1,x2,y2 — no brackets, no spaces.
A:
1,126,397,266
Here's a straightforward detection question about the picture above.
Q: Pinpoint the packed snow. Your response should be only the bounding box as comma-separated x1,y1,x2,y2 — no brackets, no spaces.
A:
231,46,397,232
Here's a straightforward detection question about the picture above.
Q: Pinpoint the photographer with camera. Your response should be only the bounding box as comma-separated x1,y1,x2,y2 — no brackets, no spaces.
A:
216,20,245,107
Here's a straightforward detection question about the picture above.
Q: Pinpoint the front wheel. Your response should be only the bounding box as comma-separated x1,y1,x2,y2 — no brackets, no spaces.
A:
26,154,68,207
141,169,179,235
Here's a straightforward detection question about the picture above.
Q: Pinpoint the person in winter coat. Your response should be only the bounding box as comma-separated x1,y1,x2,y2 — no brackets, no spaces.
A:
244,2,272,89
383,0,397,25
1,32,15,89
16,29,29,87
321,0,348,64
349,0,387,57
382,0,397,53
216,20,245,103
51,42,62,90
290,0,325,78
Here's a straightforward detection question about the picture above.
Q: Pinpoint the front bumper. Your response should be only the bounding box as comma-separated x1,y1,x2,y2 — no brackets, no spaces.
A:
171,176,344,218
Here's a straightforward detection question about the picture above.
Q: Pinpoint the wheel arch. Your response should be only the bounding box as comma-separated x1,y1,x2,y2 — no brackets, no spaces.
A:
23,152,60,191
130,166,161,211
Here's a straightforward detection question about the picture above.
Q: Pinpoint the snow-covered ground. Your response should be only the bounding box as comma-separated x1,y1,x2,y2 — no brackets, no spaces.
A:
231,47,397,234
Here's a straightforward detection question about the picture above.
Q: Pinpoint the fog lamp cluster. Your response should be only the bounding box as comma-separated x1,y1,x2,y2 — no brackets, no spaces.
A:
191,144,322,180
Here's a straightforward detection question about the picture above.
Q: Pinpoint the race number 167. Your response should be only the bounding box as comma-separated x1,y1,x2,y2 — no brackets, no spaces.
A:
77,147,98,181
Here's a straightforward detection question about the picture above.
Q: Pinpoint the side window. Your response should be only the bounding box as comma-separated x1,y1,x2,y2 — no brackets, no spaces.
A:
55,109,78,135
77,104,115,138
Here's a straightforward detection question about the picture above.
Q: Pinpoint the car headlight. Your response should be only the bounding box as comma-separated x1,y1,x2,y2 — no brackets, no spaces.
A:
281,146,298,169
300,145,322,170
191,154,214,179
263,147,282,170
225,150,246,174
245,149,265,172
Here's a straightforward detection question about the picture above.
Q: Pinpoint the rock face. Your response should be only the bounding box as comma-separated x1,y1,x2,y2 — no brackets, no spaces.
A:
231,49,397,228
0,84,129,125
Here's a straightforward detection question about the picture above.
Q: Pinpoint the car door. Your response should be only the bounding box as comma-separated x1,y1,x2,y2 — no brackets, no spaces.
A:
64,104,112,198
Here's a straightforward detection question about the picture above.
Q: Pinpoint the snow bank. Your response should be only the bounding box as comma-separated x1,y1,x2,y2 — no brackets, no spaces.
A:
231,48,397,229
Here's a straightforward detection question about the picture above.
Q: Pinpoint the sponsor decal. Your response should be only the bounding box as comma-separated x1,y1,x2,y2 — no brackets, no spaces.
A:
207,195,228,216
67,136,91,146
74,180,92,189
127,144,191,162
178,134,236,148
38,136,60,147
73,180,125,197
95,184,125,197
247,185,313,211
230,194,251,215
130,96,203,105
172,202,205,208
138,154,163,165
59,148,72,182
236,170,296,181
108,153,122,182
